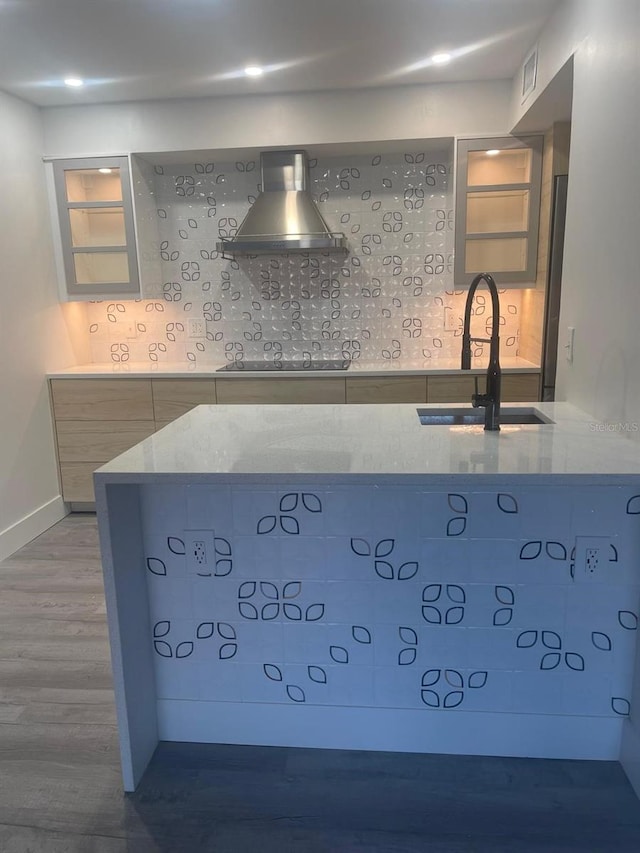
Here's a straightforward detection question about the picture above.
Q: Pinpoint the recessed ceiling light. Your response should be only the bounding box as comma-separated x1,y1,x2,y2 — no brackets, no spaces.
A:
486,149,500,157
64,77,84,88
98,168,113,174
431,53,451,65
244,66,264,78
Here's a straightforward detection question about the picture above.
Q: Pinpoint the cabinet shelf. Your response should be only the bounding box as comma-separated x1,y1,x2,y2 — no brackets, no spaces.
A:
455,137,543,287
51,157,140,299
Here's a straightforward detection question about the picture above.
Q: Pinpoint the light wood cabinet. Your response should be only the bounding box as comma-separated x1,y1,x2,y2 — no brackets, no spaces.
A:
56,420,156,462
59,463,101,503
51,378,154,502
216,378,346,404
427,375,477,404
346,377,427,403
498,373,541,402
151,379,216,421
51,379,153,420
427,373,540,404
50,371,539,502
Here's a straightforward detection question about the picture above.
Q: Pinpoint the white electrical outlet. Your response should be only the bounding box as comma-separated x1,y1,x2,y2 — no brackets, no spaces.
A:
184,529,216,574
574,536,611,582
444,309,458,332
187,318,206,339
124,321,138,340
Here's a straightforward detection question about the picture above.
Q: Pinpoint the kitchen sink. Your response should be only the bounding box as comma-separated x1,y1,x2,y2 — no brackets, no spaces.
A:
416,407,554,426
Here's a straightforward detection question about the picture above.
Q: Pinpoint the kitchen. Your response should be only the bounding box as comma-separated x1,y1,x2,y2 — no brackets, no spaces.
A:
1,0,640,850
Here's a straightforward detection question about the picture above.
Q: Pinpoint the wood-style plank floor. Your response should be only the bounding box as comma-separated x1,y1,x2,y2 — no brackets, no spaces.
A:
1,514,639,852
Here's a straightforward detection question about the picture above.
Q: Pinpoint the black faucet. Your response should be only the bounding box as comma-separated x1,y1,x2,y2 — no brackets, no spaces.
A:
461,272,502,431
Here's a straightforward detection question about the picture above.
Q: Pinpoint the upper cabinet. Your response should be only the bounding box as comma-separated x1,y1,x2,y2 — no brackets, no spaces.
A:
454,136,543,287
51,157,140,299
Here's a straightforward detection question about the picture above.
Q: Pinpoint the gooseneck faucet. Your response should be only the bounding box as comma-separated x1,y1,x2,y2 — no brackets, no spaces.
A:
461,272,502,431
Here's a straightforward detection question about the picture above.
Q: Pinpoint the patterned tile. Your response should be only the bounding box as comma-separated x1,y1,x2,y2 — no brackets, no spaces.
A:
86,147,523,366
142,483,638,724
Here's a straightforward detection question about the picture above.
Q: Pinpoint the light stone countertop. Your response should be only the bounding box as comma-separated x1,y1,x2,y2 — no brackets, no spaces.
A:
48,356,539,379
94,402,640,485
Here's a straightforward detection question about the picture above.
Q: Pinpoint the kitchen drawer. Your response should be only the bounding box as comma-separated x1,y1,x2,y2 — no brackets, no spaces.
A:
215,378,346,404
59,462,100,503
427,373,540,403
56,420,155,462
51,379,153,420
151,379,216,421
501,373,541,402
427,375,477,403
346,377,427,403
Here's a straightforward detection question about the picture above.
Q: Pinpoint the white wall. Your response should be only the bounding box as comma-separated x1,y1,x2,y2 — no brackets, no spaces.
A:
556,0,640,425
509,0,587,130
556,0,639,428
514,0,640,795
41,80,512,158
512,0,640,431
0,90,79,560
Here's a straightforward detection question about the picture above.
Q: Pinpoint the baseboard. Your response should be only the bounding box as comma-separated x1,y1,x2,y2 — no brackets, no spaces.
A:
0,496,68,562
158,700,623,762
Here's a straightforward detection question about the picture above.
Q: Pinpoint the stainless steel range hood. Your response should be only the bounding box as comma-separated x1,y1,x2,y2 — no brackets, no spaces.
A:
216,150,347,257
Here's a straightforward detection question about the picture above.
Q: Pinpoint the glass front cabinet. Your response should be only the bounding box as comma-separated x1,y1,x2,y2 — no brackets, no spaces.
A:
51,157,140,299
454,136,543,287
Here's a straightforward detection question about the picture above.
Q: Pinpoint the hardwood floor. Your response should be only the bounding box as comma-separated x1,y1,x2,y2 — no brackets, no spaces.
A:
1,514,640,852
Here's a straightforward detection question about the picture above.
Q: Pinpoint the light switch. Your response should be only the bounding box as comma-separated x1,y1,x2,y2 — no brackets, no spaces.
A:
564,326,575,363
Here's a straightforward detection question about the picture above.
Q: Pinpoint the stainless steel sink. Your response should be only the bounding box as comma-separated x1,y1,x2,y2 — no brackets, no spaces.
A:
416,407,554,426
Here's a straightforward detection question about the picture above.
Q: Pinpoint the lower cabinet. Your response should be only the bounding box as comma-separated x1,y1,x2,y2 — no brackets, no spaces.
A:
346,377,427,403
151,379,216,420
50,378,153,420
51,379,156,502
56,420,156,502
50,372,540,501
500,373,542,402
56,420,156,462
216,378,345,404
427,373,540,404
59,462,105,504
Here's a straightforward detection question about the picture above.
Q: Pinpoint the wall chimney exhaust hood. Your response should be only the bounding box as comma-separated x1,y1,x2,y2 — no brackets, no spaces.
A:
216,150,347,257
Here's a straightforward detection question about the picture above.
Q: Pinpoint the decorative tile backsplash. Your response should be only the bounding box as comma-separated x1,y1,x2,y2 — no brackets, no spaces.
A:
141,482,639,750
85,145,523,366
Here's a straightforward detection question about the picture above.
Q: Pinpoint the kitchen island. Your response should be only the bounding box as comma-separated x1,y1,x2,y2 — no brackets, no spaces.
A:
94,402,640,791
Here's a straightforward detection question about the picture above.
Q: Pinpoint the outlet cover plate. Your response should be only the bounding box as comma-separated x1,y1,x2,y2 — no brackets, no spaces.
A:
574,535,612,582
444,309,458,332
124,321,138,340
187,318,206,339
184,529,216,575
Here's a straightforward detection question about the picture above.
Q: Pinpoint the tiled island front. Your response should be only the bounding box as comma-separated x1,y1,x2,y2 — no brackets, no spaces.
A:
94,404,640,791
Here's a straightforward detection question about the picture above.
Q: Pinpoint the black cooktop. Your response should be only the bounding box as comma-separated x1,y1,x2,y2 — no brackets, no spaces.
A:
217,360,351,372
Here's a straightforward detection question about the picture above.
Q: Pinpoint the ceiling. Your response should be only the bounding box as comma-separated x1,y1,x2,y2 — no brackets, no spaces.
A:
0,0,560,108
